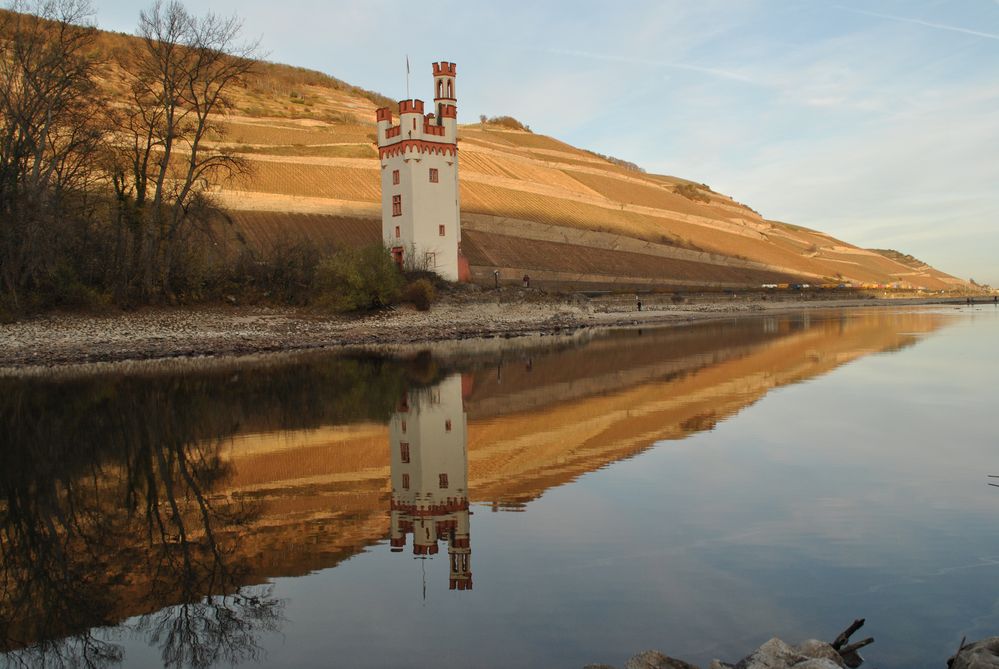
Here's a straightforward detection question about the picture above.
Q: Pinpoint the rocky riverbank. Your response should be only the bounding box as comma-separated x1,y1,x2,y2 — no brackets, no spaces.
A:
0,290,984,372
590,634,999,669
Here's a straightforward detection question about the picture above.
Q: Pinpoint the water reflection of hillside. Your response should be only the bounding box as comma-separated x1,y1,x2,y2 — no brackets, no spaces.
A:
0,310,947,664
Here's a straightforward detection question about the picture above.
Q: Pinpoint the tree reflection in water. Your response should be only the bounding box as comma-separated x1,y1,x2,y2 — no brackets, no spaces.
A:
0,386,280,668
0,355,424,668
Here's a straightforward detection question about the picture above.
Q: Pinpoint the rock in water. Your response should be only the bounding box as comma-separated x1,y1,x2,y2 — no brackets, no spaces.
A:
734,638,806,669
625,649,700,669
950,638,999,669
795,640,846,667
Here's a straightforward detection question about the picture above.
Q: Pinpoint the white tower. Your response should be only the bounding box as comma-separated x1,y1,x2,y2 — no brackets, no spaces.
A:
388,374,472,591
376,61,463,282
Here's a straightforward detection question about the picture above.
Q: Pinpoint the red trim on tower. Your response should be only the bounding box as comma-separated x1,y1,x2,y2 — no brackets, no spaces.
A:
379,140,457,159
390,498,470,515
376,107,393,122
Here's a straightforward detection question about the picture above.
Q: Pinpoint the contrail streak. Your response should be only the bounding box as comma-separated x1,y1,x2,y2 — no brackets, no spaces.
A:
837,5,999,40
540,47,759,85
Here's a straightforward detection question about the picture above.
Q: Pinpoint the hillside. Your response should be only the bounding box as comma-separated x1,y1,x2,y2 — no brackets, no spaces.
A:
89,28,966,292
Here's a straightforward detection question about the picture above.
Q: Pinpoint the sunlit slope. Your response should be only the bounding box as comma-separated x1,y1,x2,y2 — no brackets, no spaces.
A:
84,26,965,290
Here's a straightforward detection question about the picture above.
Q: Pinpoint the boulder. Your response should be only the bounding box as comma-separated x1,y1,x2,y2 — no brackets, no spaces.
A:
795,640,845,667
950,637,999,669
734,638,807,669
625,650,700,669
790,661,842,669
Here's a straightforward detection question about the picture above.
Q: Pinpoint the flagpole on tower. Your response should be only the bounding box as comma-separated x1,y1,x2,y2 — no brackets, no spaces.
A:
405,54,410,100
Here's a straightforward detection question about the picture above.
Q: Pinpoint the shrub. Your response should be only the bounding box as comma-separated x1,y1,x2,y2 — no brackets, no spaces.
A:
212,235,322,305
586,150,645,173
483,115,532,132
313,246,402,312
402,279,436,311
673,183,711,203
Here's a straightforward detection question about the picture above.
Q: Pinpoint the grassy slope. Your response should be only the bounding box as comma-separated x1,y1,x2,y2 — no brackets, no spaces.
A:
86,27,967,290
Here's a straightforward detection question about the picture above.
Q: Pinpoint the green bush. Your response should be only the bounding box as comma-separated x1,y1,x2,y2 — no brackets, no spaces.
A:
402,278,436,311
313,246,402,312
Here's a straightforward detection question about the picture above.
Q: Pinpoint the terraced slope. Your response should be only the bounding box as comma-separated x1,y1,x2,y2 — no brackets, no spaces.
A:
87,28,966,291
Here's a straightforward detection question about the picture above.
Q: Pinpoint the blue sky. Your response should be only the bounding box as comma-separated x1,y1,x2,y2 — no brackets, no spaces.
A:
93,1,999,285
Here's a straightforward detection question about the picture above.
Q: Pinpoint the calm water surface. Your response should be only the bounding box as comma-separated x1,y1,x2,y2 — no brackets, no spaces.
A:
2,307,997,668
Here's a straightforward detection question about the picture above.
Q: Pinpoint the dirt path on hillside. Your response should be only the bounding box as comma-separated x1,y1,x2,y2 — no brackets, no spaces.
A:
0,293,982,373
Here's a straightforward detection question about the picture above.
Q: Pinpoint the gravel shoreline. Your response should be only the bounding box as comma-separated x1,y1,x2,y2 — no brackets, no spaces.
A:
0,293,980,373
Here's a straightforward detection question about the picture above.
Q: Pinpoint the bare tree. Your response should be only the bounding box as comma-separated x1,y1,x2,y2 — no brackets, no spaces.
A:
109,0,259,300
0,0,107,310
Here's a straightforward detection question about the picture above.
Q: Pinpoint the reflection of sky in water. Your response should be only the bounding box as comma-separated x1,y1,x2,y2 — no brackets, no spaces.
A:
73,309,999,667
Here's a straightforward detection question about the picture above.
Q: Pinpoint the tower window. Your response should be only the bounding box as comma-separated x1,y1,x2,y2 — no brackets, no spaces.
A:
400,442,410,463
429,168,439,183
445,419,452,432
392,195,401,217
395,225,400,238
401,420,407,433
439,225,446,237
402,473,410,490
439,473,449,489
392,169,399,185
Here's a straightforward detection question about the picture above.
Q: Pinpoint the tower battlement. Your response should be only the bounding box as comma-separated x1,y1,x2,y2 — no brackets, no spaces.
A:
432,61,456,77
398,98,425,115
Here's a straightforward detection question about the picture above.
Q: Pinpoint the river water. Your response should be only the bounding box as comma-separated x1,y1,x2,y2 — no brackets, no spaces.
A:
1,306,997,668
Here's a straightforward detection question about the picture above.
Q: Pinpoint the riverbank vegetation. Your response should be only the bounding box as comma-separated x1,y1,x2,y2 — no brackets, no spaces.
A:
0,0,422,319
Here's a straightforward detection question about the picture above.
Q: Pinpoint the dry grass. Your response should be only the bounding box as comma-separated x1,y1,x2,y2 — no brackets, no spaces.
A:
235,143,376,159
232,162,380,201
567,171,725,219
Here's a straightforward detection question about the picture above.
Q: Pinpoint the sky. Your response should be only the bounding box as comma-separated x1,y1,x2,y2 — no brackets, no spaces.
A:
92,0,999,285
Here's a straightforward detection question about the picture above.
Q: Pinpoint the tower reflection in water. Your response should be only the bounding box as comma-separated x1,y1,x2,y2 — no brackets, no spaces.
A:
388,373,472,591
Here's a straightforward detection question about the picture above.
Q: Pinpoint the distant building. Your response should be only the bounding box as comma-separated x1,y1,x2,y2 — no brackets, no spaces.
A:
388,374,472,591
375,61,465,282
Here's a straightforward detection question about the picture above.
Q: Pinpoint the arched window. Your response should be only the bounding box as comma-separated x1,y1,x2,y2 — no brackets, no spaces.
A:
437,79,443,98
446,80,453,98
